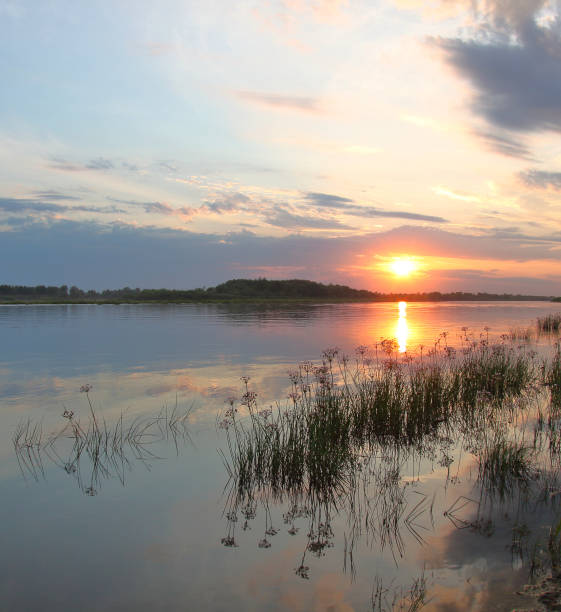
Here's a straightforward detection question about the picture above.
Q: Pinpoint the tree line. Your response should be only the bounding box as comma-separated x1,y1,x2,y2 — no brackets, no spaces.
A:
0,279,553,302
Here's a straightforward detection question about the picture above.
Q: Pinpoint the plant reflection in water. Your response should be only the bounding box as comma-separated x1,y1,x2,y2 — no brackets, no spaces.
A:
218,333,561,609
13,388,192,495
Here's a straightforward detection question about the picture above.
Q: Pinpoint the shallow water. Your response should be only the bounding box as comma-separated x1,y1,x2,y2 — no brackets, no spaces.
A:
2,301,560,611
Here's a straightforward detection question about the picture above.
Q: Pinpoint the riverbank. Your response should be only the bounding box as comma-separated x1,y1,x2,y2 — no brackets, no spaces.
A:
1,296,557,305
1,278,555,305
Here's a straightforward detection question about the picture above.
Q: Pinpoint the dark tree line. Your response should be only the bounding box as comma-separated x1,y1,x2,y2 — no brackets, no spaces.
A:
0,284,69,297
0,279,553,302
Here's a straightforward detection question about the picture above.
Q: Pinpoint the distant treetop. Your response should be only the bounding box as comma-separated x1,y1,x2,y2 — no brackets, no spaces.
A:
0,279,554,303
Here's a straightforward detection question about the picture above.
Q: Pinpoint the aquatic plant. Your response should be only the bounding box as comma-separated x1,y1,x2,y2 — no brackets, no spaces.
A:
221,338,539,506
371,571,430,612
538,313,561,333
12,390,192,494
505,326,534,342
217,332,561,581
478,432,536,500
12,418,45,481
545,342,561,411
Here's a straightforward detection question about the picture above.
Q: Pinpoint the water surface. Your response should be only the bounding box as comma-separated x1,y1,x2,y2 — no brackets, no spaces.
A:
2,301,560,611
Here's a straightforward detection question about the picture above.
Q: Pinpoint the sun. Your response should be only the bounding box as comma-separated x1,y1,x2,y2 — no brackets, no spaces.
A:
390,257,418,277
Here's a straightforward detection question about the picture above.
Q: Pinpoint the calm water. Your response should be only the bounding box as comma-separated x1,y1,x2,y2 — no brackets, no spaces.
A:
1,301,560,611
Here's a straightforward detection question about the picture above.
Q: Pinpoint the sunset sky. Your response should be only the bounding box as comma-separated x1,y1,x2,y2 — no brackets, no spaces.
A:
2,0,561,293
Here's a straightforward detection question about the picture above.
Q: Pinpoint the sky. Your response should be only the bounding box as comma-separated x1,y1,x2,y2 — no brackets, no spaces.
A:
1,0,561,293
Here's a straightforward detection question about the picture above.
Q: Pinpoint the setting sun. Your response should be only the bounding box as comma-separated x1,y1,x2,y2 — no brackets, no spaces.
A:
390,257,418,277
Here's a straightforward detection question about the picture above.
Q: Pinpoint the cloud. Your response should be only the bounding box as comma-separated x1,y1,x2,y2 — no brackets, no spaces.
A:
31,190,79,201
304,192,353,206
48,158,86,172
473,0,551,29
49,156,116,172
433,186,480,202
0,197,124,216
432,267,561,295
107,197,196,218
204,193,252,214
265,208,353,230
200,187,445,228
519,169,561,189
158,160,179,173
304,192,449,223
0,198,63,214
235,90,322,113
142,201,195,218
362,209,448,222
142,201,175,215
121,191,260,219
86,157,114,170
472,130,534,159
3,219,561,293
433,3,561,137
437,32,561,133
121,161,140,172
106,187,448,230
400,0,552,29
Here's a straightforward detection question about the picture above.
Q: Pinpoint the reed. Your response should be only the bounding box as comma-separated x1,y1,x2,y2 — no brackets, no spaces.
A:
478,432,536,499
506,326,534,342
12,391,192,494
371,571,430,612
545,343,561,411
221,338,539,507
217,333,561,580
12,418,45,481
538,313,561,333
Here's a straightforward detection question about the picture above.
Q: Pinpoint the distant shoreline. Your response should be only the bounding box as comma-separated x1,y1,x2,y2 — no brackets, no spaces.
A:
0,296,557,305
1,278,557,305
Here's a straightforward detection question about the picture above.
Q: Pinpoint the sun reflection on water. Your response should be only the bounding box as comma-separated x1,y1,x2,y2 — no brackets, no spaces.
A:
397,301,408,353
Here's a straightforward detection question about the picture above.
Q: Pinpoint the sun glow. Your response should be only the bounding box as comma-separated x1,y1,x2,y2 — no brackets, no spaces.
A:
390,257,418,277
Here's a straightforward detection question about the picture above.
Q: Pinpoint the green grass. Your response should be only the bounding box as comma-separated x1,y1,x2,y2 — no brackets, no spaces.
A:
478,433,536,499
220,339,540,510
545,343,561,411
217,335,561,581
